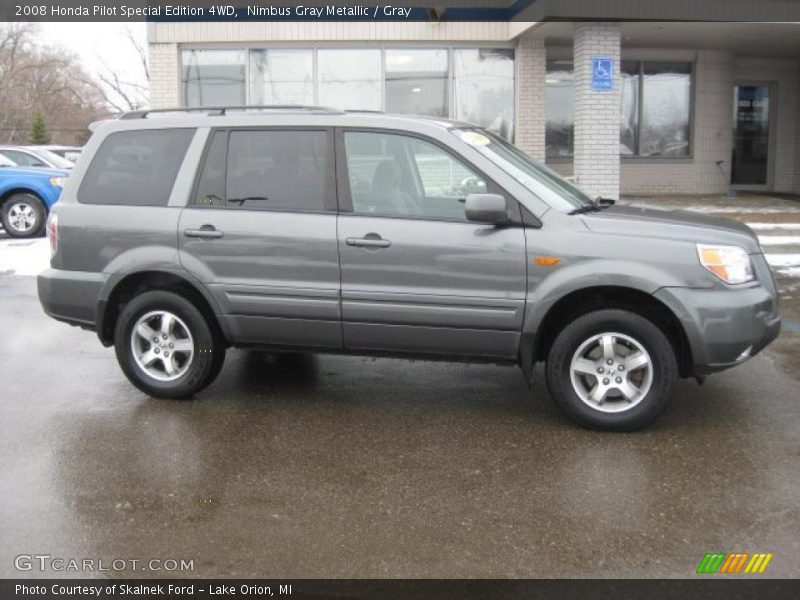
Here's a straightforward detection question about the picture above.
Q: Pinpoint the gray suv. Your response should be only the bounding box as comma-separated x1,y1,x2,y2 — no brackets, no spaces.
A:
37,107,781,430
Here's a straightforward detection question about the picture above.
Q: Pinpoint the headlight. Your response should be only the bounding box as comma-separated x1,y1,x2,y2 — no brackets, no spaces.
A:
49,176,65,188
696,244,755,284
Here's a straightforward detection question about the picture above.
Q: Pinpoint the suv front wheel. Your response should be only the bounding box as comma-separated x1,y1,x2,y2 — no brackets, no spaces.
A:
114,291,224,399
545,309,678,431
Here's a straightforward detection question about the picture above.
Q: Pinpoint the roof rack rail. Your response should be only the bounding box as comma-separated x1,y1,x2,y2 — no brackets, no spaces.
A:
119,105,345,119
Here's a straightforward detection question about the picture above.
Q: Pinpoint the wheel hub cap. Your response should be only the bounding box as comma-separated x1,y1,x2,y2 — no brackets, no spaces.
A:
130,311,194,381
8,203,36,232
569,332,653,414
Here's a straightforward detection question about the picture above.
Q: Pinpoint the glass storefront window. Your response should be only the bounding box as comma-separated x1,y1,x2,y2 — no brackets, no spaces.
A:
179,47,516,141
250,49,313,105
545,61,574,157
453,49,515,140
318,49,382,111
640,62,691,157
181,49,246,107
619,61,640,156
385,49,448,117
545,60,692,158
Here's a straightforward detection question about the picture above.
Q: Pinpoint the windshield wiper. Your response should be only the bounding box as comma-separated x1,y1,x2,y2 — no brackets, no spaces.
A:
568,202,602,215
228,196,268,206
596,197,616,207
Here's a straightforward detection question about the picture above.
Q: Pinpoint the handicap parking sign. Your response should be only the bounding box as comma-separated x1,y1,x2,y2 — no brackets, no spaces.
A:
591,57,614,91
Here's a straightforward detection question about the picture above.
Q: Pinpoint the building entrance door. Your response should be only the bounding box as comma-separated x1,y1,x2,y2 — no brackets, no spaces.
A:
732,85,773,188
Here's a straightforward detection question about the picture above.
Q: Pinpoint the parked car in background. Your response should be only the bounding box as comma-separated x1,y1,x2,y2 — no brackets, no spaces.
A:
0,146,74,170
0,164,67,237
36,145,83,163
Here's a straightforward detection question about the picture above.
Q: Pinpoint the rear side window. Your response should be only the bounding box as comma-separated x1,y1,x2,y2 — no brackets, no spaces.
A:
79,129,194,206
225,130,329,211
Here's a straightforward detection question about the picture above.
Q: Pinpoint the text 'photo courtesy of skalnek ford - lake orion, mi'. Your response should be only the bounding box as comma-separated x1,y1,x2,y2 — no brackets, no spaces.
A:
1,0,800,598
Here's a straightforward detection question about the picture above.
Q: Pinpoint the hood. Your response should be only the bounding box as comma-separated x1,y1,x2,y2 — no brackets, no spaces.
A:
580,205,761,253
0,165,69,179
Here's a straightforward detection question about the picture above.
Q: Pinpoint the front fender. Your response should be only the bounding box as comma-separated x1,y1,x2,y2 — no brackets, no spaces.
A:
522,258,693,337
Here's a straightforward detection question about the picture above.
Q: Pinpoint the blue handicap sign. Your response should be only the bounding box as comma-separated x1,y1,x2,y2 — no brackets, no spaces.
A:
591,57,614,91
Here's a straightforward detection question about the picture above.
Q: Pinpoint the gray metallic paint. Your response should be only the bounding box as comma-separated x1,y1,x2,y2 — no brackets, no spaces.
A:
37,111,782,378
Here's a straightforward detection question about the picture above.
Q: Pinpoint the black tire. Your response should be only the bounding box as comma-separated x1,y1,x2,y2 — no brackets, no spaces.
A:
114,290,224,399
1,193,46,238
545,309,678,431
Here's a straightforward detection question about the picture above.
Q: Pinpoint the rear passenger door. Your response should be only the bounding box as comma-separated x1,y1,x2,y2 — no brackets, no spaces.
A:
178,128,342,349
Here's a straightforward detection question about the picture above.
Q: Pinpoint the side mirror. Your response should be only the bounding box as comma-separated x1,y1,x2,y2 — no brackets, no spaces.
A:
465,193,508,225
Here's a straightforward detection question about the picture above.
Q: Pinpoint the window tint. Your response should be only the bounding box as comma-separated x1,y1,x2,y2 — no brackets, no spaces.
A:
225,130,329,211
79,129,194,206
193,131,227,207
344,131,487,221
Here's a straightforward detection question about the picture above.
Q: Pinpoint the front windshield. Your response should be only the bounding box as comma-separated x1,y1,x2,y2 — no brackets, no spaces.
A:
30,148,74,169
453,128,594,212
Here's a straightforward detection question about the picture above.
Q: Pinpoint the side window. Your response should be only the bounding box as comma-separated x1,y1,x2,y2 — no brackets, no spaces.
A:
4,150,42,167
193,131,226,207
79,129,194,206
225,130,329,211
344,131,487,221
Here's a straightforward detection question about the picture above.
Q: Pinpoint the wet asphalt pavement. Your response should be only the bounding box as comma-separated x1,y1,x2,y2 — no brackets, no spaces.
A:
1,276,799,579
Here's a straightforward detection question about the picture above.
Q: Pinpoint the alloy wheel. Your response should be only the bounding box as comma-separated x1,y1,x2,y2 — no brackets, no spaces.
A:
130,310,195,381
569,332,653,413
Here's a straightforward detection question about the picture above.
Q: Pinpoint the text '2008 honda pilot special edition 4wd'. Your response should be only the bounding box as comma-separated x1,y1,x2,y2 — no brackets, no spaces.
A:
38,107,781,430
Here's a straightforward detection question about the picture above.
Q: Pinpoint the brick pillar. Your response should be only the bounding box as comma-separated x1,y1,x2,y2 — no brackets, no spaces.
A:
515,35,546,161
147,43,180,108
573,23,621,200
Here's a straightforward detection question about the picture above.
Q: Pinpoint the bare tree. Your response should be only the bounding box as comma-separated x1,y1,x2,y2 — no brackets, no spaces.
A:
89,26,150,112
0,23,108,145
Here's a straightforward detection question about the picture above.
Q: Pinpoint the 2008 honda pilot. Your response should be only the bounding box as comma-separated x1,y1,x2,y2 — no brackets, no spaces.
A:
37,107,781,430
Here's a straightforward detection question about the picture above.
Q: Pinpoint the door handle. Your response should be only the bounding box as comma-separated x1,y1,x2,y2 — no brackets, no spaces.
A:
346,236,391,248
184,226,223,239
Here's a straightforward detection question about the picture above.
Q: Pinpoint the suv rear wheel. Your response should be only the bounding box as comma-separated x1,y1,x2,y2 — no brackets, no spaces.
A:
114,291,224,399
1,193,46,238
545,309,678,431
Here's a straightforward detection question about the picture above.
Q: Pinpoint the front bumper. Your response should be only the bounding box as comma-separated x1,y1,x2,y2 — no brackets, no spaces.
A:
37,268,105,330
655,278,781,376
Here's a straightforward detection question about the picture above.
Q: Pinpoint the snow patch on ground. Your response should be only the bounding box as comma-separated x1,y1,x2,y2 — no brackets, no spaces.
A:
765,254,800,268
748,223,800,230
632,205,800,214
757,236,800,246
776,266,800,278
0,238,50,277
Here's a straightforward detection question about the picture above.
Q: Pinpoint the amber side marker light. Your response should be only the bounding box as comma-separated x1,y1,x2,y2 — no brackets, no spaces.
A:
534,256,560,267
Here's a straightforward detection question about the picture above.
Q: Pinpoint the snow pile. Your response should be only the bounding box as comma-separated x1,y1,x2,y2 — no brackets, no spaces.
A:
0,237,50,277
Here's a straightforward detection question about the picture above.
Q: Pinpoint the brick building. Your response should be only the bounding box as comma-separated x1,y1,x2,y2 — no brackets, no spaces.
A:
147,9,800,199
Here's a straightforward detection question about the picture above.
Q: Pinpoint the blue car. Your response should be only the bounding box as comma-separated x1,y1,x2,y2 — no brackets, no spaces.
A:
0,164,67,237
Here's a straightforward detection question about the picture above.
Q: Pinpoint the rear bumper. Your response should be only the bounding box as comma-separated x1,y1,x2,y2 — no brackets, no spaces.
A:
37,268,105,330
654,282,781,376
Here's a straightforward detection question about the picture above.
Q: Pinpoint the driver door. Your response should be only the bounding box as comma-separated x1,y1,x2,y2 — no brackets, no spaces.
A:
336,129,528,359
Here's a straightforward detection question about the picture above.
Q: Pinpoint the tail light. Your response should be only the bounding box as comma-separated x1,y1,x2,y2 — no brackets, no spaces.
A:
47,213,58,259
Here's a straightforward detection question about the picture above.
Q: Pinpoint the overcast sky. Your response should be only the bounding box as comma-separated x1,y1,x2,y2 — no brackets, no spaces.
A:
39,22,149,89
